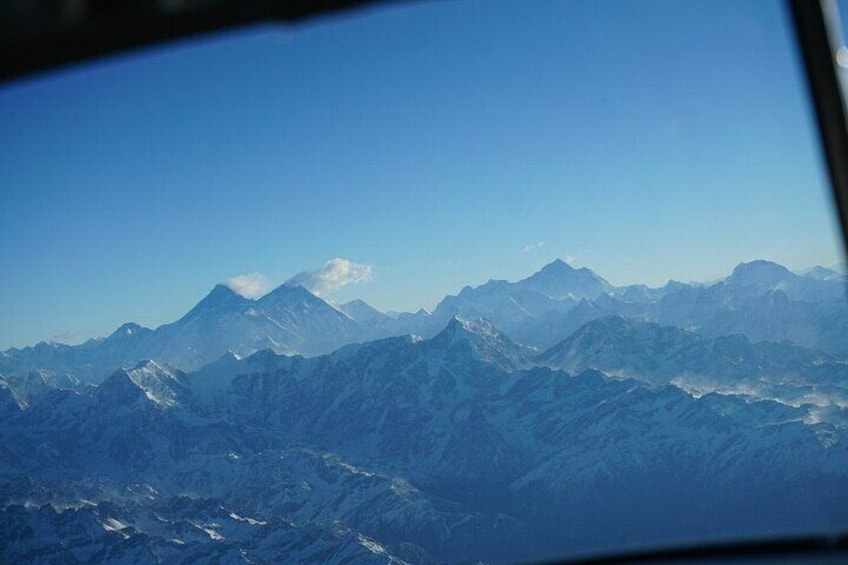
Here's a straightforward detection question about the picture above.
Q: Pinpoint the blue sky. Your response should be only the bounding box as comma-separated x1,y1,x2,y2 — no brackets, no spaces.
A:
0,0,844,348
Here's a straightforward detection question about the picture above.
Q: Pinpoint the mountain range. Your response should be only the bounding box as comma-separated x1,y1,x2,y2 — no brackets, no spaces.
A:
2,259,846,386
2,259,847,563
3,317,847,563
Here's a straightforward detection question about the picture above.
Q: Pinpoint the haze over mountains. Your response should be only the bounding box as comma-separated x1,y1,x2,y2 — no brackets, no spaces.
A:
2,259,847,384
2,259,847,563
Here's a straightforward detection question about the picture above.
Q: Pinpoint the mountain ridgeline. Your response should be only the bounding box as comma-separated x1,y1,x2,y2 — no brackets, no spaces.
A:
1,259,848,563
2,259,846,384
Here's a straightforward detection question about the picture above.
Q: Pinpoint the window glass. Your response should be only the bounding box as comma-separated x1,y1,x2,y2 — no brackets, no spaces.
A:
0,1,845,562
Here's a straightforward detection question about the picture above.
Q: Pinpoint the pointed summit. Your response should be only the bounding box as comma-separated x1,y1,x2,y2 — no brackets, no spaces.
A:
339,299,388,325
429,316,530,371
258,282,325,307
255,282,361,355
258,282,343,315
540,258,574,272
106,322,151,341
520,259,612,300
437,316,503,342
181,284,251,321
97,360,182,409
96,368,147,406
209,283,242,299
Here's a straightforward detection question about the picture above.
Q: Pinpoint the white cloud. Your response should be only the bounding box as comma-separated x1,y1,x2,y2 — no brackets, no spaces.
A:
226,272,272,298
286,258,373,295
51,329,85,344
522,241,545,253
565,254,577,264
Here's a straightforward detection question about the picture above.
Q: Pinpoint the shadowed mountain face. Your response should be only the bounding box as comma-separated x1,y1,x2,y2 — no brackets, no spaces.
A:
2,317,847,563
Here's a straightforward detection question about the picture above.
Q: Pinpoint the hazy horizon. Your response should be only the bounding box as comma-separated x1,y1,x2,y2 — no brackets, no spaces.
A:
1,0,845,348
3,255,844,350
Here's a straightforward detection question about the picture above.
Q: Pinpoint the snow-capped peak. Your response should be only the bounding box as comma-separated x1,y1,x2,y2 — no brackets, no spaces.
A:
97,360,183,409
429,316,530,371
179,284,250,320
727,260,793,286
518,258,612,300
107,322,150,340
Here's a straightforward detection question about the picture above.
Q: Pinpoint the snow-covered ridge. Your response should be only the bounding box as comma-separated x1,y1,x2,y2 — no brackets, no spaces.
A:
2,258,846,386
2,311,847,563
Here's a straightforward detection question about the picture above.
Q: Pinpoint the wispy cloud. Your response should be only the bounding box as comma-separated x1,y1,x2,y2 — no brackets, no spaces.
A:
51,329,85,344
565,254,577,264
226,272,273,298
286,258,373,295
522,241,545,253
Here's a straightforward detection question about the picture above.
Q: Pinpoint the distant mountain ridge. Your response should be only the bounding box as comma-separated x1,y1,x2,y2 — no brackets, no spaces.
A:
536,315,848,410
510,260,848,354
1,259,846,385
0,283,366,380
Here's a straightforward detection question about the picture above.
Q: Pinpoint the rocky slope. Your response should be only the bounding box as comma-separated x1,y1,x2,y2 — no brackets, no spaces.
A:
2,318,846,563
